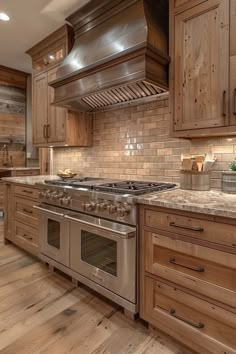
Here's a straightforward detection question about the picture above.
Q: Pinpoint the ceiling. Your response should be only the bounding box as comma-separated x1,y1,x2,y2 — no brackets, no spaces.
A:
0,0,90,73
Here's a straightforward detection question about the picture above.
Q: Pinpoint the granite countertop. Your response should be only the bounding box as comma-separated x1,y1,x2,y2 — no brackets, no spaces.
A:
1,175,59,185
137,188,236,219
0,167,40,171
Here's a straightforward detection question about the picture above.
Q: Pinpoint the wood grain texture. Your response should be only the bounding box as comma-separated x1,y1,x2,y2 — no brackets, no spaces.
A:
140,205,236,354
0,219,195,354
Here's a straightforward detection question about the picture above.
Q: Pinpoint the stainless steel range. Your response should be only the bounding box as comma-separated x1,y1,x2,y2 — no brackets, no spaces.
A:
35,178,176,316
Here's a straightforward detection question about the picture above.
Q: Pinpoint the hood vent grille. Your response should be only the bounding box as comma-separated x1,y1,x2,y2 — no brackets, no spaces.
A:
81,80,165,109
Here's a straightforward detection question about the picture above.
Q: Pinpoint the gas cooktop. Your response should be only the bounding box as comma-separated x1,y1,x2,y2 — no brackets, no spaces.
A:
44,178,176,196
93,181,177,195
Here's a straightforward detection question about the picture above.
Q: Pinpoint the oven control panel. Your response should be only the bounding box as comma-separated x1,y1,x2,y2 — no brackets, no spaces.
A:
82,200,131,218
39,189,72,207
39,188,135,224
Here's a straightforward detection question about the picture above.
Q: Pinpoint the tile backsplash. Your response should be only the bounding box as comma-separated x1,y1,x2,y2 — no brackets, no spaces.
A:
53,96,236,189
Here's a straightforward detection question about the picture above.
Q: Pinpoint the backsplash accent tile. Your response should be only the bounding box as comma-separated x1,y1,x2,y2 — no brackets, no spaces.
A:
53,97,236,189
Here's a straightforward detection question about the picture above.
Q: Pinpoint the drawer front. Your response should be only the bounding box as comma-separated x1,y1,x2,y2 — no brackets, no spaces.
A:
144,209,236,249
14,185,39,200
15,221,38,246
14,197,39,228
14,170,39,177
14,221,39,255
145,231,236,308
144,277,236,354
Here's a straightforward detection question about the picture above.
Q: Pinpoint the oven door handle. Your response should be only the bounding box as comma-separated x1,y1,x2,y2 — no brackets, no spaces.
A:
64,214,136,239
34,205,65,218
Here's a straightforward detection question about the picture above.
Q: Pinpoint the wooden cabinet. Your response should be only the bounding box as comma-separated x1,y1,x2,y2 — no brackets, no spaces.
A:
27,25,92,147
4,183,40,256
140,205,236,354
33,73,48,145
170,0,236,137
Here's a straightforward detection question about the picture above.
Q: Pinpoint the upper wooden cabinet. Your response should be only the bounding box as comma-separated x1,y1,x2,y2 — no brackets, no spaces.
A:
27,25,92,147
170,0,236,138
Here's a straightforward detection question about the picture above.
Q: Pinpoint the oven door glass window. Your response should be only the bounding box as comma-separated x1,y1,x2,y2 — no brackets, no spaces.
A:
81,230,117,276
47,219,60,249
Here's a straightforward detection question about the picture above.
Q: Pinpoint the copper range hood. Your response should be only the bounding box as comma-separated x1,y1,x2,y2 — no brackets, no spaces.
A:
50,0,169,111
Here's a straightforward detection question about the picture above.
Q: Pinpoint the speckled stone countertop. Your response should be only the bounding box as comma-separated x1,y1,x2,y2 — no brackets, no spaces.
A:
1,175,59,185
137,188,236,219
0,167,40,171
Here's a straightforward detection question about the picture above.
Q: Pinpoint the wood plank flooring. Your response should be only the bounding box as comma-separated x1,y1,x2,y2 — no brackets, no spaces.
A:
0,220,195,354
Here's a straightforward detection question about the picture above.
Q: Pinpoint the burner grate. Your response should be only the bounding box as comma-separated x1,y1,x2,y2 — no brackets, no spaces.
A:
94,181,177,195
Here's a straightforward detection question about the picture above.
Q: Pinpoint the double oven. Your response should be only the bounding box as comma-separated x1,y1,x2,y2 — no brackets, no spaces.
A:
35,203,137,311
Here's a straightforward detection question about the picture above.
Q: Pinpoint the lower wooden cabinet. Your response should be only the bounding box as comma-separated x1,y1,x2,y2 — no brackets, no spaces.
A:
144,277,236,354
140,205,236,354
4,183,39,256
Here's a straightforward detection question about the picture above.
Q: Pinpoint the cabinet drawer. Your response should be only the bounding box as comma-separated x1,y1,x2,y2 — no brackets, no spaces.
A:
14,185,39,199
14,170,39,177
14,221,38,246
14,221,39,255
144,209,236,249
145,231,236,308
14,197,39,228
144,277,236,354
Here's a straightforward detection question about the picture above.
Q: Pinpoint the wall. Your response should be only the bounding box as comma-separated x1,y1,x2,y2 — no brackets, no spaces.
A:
53,96,236,189
0,66,28,167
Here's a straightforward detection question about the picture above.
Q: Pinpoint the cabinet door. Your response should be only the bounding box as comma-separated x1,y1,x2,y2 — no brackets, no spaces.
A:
173,0,229,131
230,0,236,126
47,67,66,144
33,73,48,144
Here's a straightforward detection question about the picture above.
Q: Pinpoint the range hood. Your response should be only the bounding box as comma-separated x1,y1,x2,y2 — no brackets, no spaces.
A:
50,0,169,111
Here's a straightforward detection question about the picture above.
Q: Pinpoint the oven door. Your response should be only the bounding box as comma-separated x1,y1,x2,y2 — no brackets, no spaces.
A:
65,212,136,303
35,204,69,267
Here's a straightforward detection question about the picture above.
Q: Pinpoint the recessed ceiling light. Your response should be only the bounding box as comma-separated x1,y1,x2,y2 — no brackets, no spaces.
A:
0,12,10,21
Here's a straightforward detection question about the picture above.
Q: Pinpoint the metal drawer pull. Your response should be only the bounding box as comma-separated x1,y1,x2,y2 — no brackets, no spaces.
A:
23,234,33,241
170,309,204,329
234,89,236,116
47,124,50,139
222,90,227,117
23,208,33,214
43,125,47,139
169,222,203,232
170,258,205,273
22,190,33,194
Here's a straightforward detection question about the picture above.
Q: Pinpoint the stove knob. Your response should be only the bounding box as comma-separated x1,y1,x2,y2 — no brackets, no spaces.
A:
108,204,117,214
117,207,126,218
45,190,51,199
117,204,131,217
62,196,71,206
38,191,44,198
83,202,96,212
51,192,59,200
97,202,108,212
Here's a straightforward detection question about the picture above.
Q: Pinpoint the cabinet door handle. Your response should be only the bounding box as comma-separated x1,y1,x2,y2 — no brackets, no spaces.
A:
22,208,33,215
169,222,204,232
170,257,205,273
222,90,227,117
47,124,50,139
170,309,204,329
233,89,236,115
43,125,47,139
22,190,33,194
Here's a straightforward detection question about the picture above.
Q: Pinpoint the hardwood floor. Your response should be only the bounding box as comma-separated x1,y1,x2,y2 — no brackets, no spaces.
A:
0,220,195,354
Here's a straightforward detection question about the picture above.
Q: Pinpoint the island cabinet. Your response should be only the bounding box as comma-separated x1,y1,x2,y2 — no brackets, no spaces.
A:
26,25,92,147
170,0,236,138
4,183,40,256
140,205,236,354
